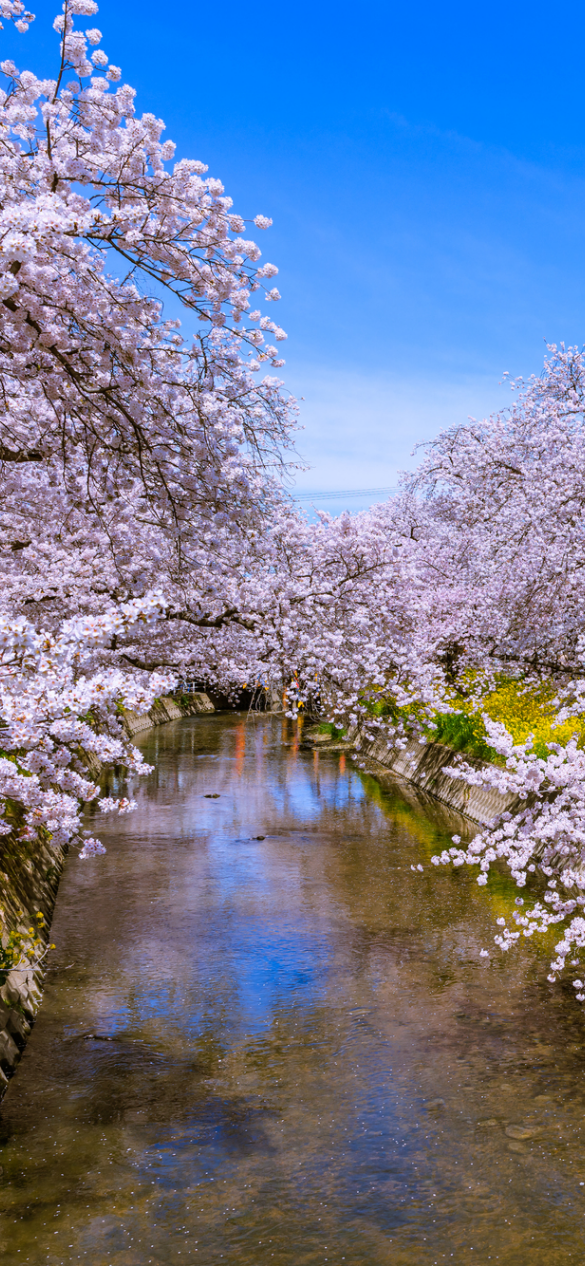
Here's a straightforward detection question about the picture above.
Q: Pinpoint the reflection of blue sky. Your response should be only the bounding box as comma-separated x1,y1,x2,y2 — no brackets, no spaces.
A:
122,726,373,844
199,918,331,1031
93,871,337,1042
95,718,409,1048
94,721,379,1040
250,760,367,825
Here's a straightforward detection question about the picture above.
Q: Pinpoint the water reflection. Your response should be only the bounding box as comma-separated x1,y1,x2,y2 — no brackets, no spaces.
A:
1,715,585,1265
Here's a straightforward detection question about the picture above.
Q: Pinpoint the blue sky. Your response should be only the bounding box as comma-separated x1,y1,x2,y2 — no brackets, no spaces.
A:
7,1,585,507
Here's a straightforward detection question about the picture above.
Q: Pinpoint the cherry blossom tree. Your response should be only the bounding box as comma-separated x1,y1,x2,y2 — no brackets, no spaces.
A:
398,344,585,677
0,597,172,860
0,0,301,866
0,0,295,625
389,345,585,996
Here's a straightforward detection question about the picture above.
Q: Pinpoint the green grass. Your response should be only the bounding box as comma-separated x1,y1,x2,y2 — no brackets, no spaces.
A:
430,711,499,761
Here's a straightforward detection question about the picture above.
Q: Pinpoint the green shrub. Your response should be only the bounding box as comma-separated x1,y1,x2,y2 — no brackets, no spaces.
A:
318,722,346,740
431,711,498,761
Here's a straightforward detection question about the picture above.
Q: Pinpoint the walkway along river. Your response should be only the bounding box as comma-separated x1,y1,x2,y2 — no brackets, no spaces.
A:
2,713,585,1265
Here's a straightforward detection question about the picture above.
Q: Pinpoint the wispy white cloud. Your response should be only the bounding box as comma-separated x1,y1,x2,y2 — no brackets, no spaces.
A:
286,365,512,494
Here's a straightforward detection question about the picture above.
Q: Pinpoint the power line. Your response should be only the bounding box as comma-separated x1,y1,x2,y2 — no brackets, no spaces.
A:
292,486,396,502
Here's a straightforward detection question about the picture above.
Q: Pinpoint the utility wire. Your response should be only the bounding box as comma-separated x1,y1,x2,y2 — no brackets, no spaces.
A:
292,486,396,502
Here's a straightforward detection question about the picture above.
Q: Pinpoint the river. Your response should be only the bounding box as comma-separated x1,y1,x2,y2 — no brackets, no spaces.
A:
1,713,585,1265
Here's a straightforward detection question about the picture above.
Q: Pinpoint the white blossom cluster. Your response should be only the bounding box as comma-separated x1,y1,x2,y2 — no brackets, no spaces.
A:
0,600,173,857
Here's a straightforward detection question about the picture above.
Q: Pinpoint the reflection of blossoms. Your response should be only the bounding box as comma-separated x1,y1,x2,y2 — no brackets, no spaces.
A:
98,797,136,815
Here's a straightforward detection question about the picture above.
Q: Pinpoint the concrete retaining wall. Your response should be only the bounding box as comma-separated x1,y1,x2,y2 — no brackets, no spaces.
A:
303,723,518,829
0,829,65,1093
122,692,214,736
348,728,519,827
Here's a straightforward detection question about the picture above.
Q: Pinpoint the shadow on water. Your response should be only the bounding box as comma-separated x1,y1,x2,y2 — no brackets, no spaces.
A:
1,714,585,1263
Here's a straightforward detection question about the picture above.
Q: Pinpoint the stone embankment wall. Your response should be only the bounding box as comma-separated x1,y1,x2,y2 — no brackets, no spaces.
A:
122,691,214,737
0,692,215,1096
0,831,65,1095
309,725,519,828
350,730,519,827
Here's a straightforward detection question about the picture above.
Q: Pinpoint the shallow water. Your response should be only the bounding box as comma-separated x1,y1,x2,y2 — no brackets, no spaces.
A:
2,714,585,1265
